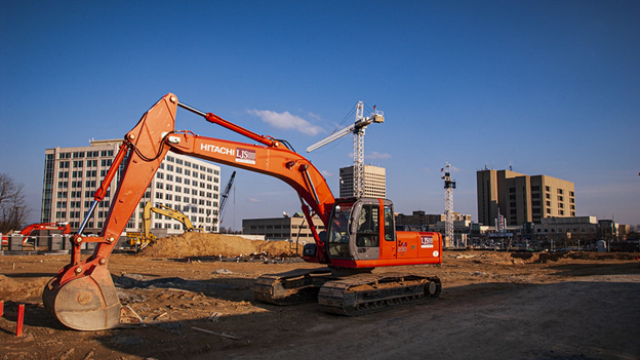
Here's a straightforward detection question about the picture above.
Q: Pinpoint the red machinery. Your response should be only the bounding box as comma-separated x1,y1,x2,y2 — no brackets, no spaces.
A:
1,222,71,246
43,94,442,331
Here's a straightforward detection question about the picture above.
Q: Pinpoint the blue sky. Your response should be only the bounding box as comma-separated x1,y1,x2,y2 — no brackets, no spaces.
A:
1,0,638,229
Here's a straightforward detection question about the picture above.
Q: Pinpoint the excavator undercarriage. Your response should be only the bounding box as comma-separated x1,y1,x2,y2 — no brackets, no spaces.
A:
253,268,441,315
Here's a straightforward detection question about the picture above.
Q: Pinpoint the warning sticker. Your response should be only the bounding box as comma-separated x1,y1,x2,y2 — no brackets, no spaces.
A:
421,236,434,248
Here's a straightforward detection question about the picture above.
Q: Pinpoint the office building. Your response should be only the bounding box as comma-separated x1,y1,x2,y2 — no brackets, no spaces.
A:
339,165,386,198
477,168,575,226
42,139,222,235
242,213,325,243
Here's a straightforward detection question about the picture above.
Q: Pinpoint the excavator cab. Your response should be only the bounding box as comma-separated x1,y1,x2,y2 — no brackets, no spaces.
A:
323,198,395,263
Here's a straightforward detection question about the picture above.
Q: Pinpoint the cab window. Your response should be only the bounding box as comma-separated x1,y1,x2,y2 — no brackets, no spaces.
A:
384,204,395,241
356,204,379,247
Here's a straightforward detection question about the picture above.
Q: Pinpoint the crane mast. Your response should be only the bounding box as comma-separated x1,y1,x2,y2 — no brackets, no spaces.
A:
441,162,456,247
353,102,366,198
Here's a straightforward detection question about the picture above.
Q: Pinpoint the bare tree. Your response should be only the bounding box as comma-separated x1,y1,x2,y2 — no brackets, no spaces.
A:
0,173,30,233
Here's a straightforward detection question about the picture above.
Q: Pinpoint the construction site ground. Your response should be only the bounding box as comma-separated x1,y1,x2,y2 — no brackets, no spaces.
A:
1,233,639,360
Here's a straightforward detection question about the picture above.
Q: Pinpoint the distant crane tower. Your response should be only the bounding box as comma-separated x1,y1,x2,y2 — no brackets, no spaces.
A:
216,171,236,232
306,101,384,198
441,163,456,247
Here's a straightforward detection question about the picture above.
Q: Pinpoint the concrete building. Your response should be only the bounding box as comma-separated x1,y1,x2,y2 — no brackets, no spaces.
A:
477,168,575,226
42,139,222,235
339,165,386,198
395,211,471,229
533,216,598,241
242,213,325,243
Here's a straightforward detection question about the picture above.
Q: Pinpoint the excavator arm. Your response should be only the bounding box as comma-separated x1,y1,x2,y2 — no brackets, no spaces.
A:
43,93,335,331
145,201,202,232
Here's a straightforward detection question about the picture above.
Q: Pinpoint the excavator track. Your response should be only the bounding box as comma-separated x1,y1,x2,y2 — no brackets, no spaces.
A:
253,267,334,305
318,273,441,316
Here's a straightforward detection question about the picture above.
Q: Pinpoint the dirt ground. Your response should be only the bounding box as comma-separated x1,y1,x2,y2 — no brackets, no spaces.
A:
1,234,639,360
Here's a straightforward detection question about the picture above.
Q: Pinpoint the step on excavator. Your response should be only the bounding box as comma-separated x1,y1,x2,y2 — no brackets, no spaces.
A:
42,94,442,331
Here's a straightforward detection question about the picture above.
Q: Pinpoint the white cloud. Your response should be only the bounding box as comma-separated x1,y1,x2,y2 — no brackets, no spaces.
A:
247,109,324,136
368,151,391,160
248,197,260,203
348,151,392,160
321,170,334,177
307,112,322,121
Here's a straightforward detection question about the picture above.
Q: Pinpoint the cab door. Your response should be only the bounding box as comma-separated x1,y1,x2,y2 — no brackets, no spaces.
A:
379,199,397,260
352,199,380,261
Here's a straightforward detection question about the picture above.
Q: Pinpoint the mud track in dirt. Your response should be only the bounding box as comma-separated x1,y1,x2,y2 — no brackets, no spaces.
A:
1,246,639,360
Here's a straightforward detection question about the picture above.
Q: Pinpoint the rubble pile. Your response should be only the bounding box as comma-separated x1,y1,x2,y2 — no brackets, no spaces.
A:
138,232,302,259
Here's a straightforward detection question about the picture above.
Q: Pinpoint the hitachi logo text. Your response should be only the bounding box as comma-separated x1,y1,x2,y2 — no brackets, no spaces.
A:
201,143,234,156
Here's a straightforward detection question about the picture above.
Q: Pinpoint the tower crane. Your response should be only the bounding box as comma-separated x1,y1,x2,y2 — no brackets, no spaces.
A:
306,101,384,198
441,163,456,247
216,170,236,231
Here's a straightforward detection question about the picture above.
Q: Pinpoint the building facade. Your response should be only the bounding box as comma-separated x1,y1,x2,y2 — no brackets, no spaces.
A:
533,216,598,241
395,211,472,229
42,139,222,235
477,169,575,226
339,165,386,198
242,213,325,243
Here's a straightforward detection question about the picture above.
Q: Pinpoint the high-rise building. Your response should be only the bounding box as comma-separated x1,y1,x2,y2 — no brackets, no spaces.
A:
42,139,222,235
339,165,386,198
477,169,575,226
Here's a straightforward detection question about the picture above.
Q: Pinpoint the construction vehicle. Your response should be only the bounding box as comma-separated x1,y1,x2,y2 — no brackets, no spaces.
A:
2,222,71,247
143,202,203,233
42,94,443,331
126,201,202,250
215,170,235,230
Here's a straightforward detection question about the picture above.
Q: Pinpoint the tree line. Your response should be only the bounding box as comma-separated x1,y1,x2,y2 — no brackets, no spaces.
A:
0,173,30,234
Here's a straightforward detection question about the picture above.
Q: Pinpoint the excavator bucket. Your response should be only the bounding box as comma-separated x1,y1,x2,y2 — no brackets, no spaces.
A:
42,265,121,331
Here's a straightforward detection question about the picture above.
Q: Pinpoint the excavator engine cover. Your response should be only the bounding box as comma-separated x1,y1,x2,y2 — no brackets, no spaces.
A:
43,265,121,331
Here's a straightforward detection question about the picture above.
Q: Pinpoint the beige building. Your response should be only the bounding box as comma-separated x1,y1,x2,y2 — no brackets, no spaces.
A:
242,213,325,243
42,139,222,235
339,165,386,198
477,169,575,226
533,216,598,240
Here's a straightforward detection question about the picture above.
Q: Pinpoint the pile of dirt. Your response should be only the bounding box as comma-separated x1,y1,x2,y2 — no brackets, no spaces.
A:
446,251,519,265
446,250,640,265
138,232,302,259
531,251,639,263
0,275,49,303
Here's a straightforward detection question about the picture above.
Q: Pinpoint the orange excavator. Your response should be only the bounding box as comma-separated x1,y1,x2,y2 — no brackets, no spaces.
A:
2,222,71,247
43,94,443,331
